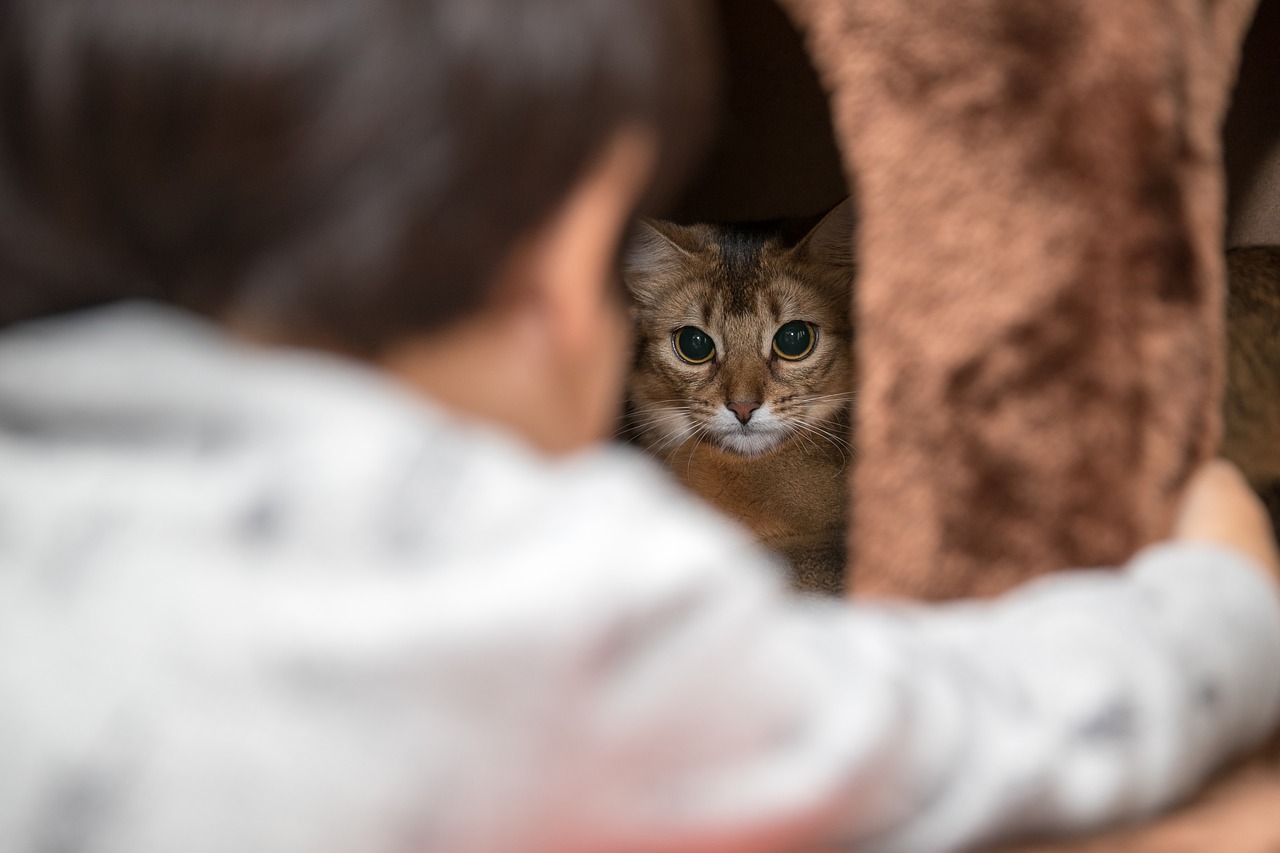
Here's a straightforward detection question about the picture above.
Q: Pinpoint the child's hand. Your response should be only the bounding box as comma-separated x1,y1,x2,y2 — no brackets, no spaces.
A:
1174,459,1280,586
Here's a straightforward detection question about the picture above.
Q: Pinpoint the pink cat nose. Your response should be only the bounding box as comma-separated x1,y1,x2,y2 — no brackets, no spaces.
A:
727,401,761,424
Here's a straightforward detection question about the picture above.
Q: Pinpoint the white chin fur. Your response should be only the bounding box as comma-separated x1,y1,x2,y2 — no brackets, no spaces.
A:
709,406,789,456
714,430,788,456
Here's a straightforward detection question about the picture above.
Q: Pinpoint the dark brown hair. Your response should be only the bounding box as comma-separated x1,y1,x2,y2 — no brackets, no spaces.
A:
0,0,717,353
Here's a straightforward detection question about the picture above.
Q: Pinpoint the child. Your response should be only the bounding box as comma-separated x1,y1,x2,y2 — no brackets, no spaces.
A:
0,1,1277,851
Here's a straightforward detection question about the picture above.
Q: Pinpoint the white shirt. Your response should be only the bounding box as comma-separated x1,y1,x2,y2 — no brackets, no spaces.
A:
0,303,1277,853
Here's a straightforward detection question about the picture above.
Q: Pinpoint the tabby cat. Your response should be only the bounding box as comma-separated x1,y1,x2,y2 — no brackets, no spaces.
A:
621,201,855,594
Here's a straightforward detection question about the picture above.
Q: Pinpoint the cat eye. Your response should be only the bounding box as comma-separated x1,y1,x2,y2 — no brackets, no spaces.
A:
772,321,816,360
673,326,716,364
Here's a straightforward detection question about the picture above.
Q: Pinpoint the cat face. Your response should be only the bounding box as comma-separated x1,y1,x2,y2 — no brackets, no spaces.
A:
623,201,854,457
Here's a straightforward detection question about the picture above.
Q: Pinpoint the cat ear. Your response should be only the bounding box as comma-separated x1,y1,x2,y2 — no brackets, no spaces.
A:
622,219,694,302
796,198,856,268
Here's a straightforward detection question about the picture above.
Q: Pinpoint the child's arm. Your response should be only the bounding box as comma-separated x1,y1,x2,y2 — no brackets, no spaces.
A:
530,462,1280,853
4,460,1276,853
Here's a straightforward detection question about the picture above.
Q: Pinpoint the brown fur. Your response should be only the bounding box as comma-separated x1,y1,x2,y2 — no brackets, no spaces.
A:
622,202,855,593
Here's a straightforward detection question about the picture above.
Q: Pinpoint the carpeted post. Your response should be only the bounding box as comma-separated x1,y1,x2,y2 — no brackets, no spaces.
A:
779,1,1280,850
781,0,1254,599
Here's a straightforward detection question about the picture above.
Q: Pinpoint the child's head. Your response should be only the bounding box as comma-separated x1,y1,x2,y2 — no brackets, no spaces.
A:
0,0,715,354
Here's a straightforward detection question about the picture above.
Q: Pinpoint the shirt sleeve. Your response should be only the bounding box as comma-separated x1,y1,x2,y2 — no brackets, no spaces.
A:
542,541,1280,853
6,466,1279,853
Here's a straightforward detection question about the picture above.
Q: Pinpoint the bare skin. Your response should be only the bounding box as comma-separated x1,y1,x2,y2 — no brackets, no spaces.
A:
1175,459,1280,586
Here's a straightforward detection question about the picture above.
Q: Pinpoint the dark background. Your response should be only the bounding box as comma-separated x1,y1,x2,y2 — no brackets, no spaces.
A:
676,0,1280,244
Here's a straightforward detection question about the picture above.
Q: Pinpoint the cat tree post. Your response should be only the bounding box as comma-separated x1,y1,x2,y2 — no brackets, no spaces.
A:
781,0,1253,597
778,0,1280,849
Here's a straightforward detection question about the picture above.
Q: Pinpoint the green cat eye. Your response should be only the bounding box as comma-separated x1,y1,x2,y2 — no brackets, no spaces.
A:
673,326,715,364
773,321,816,360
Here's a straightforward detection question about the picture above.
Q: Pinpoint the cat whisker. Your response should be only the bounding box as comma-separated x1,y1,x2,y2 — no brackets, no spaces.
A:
625,405,694,422
792,389,858,398
796,418,854,450
644,420,703,461
620,413,696,440
652,423,707,472
789,392,859,405
805,432,855,467
790,417,855,468
790,388,858,397
790,424,823,458
644,426,687,456
623,410,691,430
683,424,714,481
615,416,682,437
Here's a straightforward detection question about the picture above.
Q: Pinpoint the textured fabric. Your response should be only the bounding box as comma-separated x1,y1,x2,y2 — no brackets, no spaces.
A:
777,0,1280,846
0,305,1278,853
779,0,1257,599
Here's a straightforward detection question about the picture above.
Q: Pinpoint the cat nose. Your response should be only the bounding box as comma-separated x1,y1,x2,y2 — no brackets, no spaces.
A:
727,401,761,424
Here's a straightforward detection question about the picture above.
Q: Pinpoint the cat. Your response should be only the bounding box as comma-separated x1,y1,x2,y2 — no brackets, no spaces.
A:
1222,245,1280,529
621,218,1280,592
621,200,856,594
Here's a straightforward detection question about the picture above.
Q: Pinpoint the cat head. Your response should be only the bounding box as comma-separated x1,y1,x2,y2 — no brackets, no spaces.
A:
622,200,855,457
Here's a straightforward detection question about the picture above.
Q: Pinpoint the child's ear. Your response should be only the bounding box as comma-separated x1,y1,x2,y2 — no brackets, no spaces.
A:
796,198,856,268
622,219,693,306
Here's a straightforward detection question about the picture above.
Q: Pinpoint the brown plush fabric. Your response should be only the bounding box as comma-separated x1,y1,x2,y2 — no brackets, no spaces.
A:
777,0,1280,849
782,0,1254,599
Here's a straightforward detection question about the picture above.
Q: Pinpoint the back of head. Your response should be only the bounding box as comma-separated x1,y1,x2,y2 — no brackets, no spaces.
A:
0,0,716,353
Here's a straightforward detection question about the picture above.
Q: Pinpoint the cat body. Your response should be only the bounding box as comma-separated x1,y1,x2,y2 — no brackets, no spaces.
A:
659,425,849,592
622,202,855,593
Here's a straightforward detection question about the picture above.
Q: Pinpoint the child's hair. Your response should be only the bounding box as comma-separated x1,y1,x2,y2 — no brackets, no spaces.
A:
0,0,717,353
